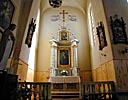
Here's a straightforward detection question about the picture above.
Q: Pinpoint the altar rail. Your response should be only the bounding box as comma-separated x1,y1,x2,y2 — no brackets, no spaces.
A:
81,81,118,100
16,81,128,100
17,82,52,100
81,81,128,100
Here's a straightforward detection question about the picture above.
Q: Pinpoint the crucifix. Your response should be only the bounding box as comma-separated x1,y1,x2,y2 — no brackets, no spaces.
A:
59,10,68,22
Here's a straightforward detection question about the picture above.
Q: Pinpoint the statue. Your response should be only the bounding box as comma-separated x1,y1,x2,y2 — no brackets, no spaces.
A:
0,24,16,70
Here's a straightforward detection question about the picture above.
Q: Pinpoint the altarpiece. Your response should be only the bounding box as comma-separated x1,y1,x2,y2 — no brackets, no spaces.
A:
49,28,80,77
49,28,81,97
48,9,81,98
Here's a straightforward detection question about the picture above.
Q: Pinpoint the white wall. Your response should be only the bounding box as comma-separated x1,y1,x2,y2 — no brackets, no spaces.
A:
37,6,91,71
87,0,113,69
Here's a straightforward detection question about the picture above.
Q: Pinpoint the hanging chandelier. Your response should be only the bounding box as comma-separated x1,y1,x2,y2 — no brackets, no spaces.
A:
49,0,62,8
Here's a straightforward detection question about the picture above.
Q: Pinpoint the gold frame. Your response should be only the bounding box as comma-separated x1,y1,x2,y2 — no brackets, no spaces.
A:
59,29,69,41
58,47,71,68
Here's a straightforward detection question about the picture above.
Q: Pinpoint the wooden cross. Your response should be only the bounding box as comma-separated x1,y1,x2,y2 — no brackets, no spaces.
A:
59,10,68,22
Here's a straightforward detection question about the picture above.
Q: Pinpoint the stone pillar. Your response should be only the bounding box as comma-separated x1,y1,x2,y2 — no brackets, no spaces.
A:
71,39,79,76
49,39,57,76
71,39,79,67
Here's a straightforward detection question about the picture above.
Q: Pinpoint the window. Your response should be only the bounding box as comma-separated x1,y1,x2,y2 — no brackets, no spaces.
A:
88,5,96,47
90,10,96,46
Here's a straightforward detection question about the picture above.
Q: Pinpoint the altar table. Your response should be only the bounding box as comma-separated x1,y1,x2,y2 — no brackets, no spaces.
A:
49,76,80,83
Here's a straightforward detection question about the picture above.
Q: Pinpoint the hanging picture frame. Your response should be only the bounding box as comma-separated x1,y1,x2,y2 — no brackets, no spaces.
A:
0,0,15,30
59,29,69,41
96,21,107,50
25,18,36,48
110,14,127,44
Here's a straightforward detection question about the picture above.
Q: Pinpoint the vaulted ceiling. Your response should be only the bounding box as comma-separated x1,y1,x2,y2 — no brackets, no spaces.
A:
41,0,87,14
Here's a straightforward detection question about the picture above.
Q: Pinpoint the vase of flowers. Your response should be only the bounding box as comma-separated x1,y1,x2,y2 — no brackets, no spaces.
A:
60,70,68,76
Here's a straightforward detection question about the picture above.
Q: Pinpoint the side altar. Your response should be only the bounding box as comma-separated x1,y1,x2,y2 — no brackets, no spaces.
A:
49,28,81,98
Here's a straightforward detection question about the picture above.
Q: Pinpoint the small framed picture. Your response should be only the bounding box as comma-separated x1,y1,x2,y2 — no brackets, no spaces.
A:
96,21,107,50
59,30,69,41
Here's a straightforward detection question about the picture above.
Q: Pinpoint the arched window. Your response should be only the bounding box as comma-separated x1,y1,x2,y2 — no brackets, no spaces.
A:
88,4,96,47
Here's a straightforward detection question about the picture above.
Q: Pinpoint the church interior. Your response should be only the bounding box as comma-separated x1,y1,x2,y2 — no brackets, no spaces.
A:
0,0,128,100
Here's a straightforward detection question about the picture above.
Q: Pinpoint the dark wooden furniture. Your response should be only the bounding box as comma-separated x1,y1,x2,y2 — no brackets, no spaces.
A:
0,70,18,100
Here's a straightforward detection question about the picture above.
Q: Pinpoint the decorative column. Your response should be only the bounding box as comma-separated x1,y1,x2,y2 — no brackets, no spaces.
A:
49,39,58,76
71,39,79,76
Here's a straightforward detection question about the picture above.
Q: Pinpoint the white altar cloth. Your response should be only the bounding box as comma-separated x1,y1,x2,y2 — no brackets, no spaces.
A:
49,76,80,83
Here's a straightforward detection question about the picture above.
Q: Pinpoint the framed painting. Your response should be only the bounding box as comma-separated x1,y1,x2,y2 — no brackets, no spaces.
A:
59,29,69,41
25,18,36,48
96,21,107,50
0,0,15,30
110,15,127,44
58,48,70,68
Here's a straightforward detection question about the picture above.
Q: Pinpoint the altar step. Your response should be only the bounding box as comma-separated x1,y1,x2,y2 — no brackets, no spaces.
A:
52,98,80,100
51,90,80,98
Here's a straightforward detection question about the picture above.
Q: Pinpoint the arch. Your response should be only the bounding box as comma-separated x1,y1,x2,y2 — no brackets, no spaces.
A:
87,3,96,48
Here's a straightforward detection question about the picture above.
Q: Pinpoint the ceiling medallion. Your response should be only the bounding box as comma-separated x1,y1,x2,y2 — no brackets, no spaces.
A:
49,0,62,8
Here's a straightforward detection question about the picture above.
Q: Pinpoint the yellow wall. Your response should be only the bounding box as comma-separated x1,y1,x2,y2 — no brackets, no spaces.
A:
80,70,92,82
35,71,49,82
87,0,113,69
92,60,116,82
37,6,91,73
17,59,28,82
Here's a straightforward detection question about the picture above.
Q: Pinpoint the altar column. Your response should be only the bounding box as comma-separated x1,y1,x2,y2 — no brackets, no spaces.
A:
49,39,58,76
71,39,79,76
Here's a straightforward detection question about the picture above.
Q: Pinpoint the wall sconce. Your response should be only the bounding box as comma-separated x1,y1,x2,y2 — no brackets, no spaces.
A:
122,47,128,54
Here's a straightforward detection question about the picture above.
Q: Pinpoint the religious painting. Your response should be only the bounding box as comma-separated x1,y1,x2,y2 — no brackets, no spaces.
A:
59,30,69,41
0,0,15,30
25,18,36,48
58,48,70,68
96,21,107,50
110,15,127,44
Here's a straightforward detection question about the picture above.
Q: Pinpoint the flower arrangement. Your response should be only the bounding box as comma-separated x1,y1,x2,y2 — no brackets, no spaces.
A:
60,70,68,76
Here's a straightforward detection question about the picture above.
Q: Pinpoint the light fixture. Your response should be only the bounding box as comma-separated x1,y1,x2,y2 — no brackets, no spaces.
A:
49,0,62,8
